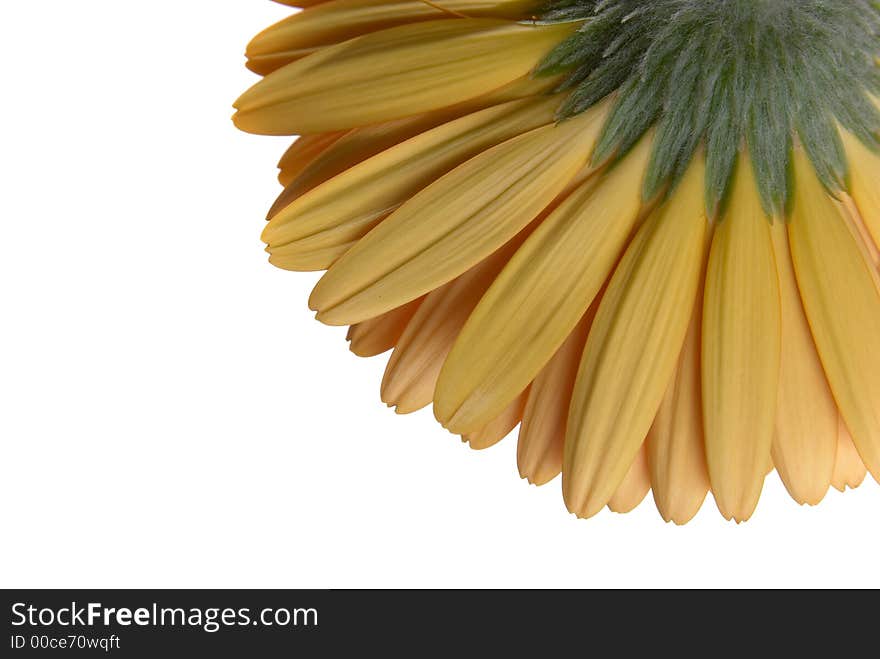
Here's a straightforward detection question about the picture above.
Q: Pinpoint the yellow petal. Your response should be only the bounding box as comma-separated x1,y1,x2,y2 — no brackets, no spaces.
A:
272,72,560,194
517,308,595,486
563,158,709,519
788,147,880,482
607,445,650,514
831,417,868,491
840,129,880,252
702,158,781,522
435,135,651,433
310,104,608,325
841,196,880,276
463,389,529,450
247,46,321,77
269,239,361,272
769,221,837,505
267,211,389,272
347,297,424,357
381,235,524,413
646,294,709,525
276,1,331,7
233,19,576,135
247,1,538,75
266,95,560,271
275,124,390,201
276,132,346,189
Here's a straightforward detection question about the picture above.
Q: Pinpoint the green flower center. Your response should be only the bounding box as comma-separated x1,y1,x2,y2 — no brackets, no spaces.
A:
537,0,880,216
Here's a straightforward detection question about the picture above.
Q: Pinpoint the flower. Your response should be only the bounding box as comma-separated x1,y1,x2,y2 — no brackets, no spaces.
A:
234,0,880,523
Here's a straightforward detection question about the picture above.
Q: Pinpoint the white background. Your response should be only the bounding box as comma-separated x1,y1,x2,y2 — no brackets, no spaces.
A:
1,1,878,589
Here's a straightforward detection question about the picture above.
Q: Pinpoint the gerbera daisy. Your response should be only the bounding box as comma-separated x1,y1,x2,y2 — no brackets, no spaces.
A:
233,0,880,523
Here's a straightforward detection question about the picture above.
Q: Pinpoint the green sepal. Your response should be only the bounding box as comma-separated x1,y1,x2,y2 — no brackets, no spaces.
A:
537,0,880,217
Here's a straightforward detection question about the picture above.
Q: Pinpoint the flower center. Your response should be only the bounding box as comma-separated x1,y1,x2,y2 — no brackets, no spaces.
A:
537,0,880,216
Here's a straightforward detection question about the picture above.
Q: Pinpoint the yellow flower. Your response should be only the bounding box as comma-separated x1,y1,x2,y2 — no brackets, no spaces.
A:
234,0,880,523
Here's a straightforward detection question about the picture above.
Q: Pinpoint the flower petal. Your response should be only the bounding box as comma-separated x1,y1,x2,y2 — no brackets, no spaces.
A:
563,158,709,519
380,236,524,414
463,390,529,450
275,1,331,7
233,18,576,135
841,129,880,252
788,147,880,483
277,132,345,188
831,418,868,491
347,297,424,357
310,105,607,325
247,0,538,75
702,159,781,522
435,135,651,433
769,221,837,505
841,196,880,273
265,95,561,271
272,72,561,197
517,310,594,486
607,445,651,514
646,296,709,525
